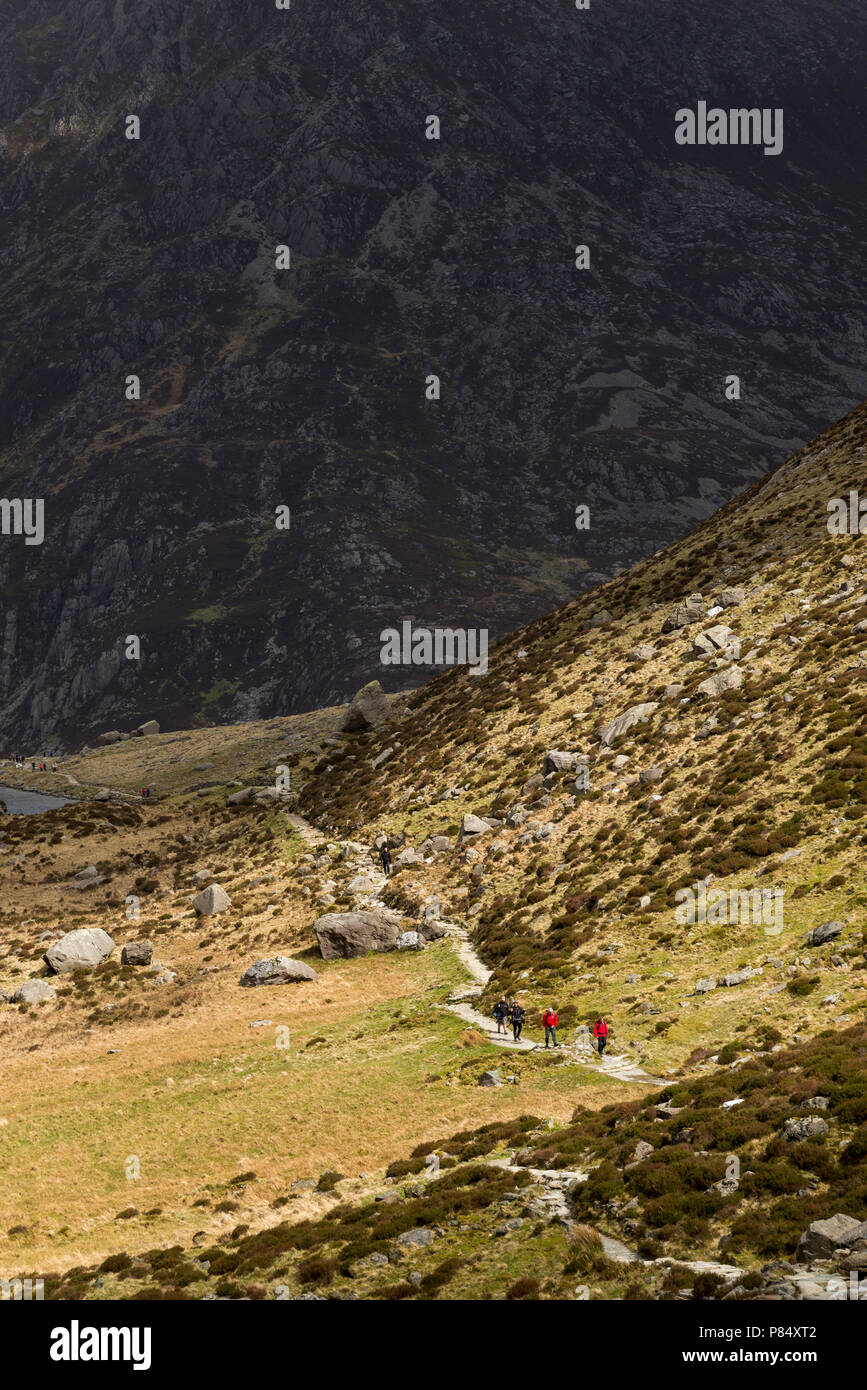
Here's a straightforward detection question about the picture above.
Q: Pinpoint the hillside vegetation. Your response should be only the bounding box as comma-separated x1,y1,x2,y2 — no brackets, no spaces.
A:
1,400,865,1299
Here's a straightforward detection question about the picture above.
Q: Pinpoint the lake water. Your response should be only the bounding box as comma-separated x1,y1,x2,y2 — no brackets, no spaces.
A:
0,784,72,815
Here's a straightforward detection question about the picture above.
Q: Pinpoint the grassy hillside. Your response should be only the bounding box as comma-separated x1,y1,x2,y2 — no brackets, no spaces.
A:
1,400,865,1299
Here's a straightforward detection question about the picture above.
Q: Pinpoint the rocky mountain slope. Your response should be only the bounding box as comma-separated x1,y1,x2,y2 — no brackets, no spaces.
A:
2,0,867,744
0,396,865,1300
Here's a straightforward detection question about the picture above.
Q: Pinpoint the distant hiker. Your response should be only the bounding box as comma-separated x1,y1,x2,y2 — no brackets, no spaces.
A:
493,996,509,1035
510,1000,526,1042
594,1016,609,1056
52,762,57,773
543,1006,559,1048
145,787,151,798
140,788,146,799
379,842,392,876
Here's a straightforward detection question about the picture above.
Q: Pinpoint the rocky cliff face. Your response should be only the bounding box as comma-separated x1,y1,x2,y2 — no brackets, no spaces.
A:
1,0,866,745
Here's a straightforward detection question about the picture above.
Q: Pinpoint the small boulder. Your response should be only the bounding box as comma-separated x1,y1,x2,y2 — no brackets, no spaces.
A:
122,941,154,967
696,666,743,698
12,979,56,1003
662,593,705,632
478,1070,504,1087
395,1228,434,1249
192,884,232,916
599,703,659,747
715,587,745,609
807,920,845,947
239,957,319,987
459,813,492,839
418,920,448,942
543,750,584,775
396,931,422,951
133,720,160,737
782,1116,829,1143
97,731,123,745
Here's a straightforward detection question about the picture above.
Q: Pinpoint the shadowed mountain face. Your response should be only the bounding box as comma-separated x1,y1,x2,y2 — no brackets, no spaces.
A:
0,0,865,745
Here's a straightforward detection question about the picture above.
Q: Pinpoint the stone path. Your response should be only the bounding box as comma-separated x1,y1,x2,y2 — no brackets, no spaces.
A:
283,812,326,846
440,921,665,1082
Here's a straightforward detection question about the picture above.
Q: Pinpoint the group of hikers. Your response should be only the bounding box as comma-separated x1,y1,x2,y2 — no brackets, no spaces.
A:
492,998,609,1053
10,758,58,772
372,834,612,1057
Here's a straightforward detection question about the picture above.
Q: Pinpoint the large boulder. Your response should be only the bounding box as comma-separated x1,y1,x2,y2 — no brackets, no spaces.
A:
599,703,659,747
192,884,232,915
796,1214,865,1262
782,1116,830,1143
97,731,123,745
12,979,56,1003
419,835,451,856
339,680,391,732
418,920,448,942
45,927,115,974
696,666,743,699
239,957,319,987
459,813,493,839
133,719,160,737
715,587,745,609
662,593,705,632
314,911,402,960
122,941,153,967
393,847,424,868
807,920,845,947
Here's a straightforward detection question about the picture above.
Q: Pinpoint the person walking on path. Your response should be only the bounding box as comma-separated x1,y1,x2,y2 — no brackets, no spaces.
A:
510,999,526,1042
493,996,509,1035
543,1006,559,1048
379,841,392,877
593,1016,609,1055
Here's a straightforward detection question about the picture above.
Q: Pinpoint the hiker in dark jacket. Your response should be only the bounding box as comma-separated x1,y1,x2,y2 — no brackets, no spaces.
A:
510,1000,526,1042
492,996,509,1035
379,842,392,876
594,1016,609,1055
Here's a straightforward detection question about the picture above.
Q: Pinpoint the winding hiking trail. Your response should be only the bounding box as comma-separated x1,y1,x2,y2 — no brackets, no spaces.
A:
440,920,665,1084
279,817,667,1087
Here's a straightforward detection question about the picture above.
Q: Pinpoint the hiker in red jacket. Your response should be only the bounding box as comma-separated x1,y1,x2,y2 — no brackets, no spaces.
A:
593,1016,609,1056
543,1007,559,1048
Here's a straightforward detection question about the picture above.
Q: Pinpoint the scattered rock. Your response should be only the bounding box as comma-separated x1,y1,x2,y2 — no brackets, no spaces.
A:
12,979,56,1003
599,702,659,747
239,957,319,987
696,666,744,698
797,1214,867,1262
807,921,845,947
662,593,705,632
121,941,153,967
782,1117,830,1143
478,1070,504,1087
133,720,160,737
